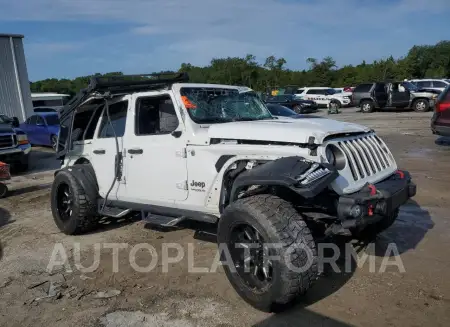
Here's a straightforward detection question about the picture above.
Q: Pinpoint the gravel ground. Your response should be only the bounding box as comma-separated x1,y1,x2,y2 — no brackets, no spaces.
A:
1,109,450,327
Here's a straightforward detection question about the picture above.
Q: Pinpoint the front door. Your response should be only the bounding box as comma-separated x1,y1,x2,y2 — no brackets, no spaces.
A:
391,84,410,107
89,96,129,199
23,115,38,144
34,115,49,145
122,92,188,204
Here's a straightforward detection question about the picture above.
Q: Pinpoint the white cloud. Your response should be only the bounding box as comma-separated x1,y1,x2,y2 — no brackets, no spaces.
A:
3,0,449,79
26,41,84,55
131,26,166,35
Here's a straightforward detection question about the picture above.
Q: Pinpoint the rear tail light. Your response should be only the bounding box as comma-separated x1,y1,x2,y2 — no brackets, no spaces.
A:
436,102,450,113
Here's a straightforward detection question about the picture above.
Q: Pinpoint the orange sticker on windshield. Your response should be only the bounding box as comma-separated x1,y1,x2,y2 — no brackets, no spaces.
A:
181,96,197,109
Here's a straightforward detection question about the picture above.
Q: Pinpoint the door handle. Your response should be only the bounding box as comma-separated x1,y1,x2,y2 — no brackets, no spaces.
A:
93,149,106,154
128,148,143,154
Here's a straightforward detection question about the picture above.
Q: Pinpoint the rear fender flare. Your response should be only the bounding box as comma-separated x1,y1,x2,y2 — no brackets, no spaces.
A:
54,163,99,201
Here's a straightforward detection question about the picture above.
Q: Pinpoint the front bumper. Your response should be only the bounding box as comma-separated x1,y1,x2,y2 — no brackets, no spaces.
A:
336,170,416,228
0,144,31,164
301,105,319,113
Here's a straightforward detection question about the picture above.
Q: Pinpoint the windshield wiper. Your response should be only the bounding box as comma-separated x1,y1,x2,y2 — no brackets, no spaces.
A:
197,118,233,124
232,116,273,122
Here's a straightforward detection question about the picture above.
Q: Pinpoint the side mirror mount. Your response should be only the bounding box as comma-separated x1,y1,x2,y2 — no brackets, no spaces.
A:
171,130,182,138
11,117,20,128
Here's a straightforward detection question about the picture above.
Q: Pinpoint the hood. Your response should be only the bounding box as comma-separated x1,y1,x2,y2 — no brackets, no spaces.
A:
207,118,370,145
0,124,14,134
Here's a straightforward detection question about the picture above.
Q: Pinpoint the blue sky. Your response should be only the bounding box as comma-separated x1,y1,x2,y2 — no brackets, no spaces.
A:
0,0,449,81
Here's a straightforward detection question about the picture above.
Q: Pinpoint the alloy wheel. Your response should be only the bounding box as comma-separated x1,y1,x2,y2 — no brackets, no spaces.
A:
229,223,273,292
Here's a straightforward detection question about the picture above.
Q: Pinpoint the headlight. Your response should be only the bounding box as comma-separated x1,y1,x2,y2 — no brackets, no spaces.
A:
17,133,29,145
325,144,346,170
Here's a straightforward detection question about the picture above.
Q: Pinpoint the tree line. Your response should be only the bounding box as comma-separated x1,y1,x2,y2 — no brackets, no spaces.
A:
30,40,450,96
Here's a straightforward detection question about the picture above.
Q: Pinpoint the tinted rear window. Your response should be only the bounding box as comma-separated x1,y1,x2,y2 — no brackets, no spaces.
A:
433,81,448,88
354,84,373,92
417,81,432,88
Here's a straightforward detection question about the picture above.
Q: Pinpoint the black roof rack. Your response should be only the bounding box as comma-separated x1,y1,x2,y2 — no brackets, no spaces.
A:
88,72,189,94
59,72,189,122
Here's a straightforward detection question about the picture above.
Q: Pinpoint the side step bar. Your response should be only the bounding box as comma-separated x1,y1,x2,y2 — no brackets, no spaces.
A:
142,212,186,227
97,199,219,226
98,204,132,218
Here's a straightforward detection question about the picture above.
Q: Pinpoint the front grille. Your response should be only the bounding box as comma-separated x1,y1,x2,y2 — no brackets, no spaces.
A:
0,135,15,149
336,134,394,181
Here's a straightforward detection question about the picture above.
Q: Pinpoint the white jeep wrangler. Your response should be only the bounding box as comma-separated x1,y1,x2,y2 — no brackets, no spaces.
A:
51,73,416,312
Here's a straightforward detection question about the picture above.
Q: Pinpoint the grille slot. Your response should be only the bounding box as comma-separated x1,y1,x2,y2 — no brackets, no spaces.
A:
337,134,394,181
0,135,14,149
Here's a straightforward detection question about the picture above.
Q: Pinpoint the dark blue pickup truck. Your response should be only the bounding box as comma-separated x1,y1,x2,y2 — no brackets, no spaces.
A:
0,114,31,172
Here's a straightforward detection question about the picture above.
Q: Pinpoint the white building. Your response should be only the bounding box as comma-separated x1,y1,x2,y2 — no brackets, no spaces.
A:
31,93,71,111
0,33,33,122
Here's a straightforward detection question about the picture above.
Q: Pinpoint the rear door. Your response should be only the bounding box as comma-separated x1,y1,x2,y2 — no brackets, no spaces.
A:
373,83,388,107
304,89,328,105
89,96,129,199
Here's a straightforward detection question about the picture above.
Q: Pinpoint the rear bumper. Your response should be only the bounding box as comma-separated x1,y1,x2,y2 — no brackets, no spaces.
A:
431,120,450,137
336,170,416,228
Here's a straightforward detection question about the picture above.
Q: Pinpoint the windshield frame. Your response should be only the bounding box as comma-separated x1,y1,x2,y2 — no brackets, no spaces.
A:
179,87,274,124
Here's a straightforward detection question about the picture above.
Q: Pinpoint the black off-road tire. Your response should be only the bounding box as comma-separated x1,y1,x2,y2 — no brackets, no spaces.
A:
51,170,97,235
353,209,400,240
217,194,318,312
0,183,8,198
412,99,430,112
360,100,374,113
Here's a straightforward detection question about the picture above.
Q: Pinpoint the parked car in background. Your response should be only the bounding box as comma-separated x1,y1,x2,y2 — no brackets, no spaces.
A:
409,79,449,93
265,94,318,113
20,112,60,150
352,81,438,113
431,84,450,137
0,114,30,172
334,87,354,95
266,103,322,120
33,107,58,113
294,87,352,108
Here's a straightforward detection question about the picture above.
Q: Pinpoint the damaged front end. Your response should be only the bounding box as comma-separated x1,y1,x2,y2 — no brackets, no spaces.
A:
228,156,339,202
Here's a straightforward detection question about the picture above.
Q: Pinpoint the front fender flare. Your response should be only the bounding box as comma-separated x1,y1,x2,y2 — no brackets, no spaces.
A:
229,156,338,202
